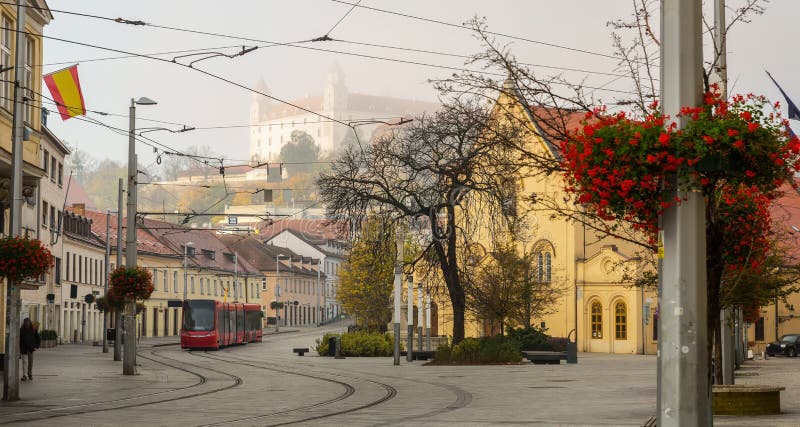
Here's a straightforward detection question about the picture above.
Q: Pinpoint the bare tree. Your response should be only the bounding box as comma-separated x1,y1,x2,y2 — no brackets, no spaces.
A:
317,99,528,343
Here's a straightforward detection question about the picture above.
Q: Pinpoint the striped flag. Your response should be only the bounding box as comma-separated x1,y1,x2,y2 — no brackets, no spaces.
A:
43,64,86,120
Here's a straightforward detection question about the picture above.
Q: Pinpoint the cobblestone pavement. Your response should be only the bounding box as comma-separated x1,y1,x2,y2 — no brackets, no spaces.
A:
0,327,798,426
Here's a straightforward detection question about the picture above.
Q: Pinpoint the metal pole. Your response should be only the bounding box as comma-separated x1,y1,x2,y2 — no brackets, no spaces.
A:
393,227,405,366
233,253,238,301
316,261,321,326
417,283,423,352
123,101,138,376
103,211,110,353
275,255,280,332
710,0,734,385
183,245,188,301
3,1,26,401
425,293,431,351
406,274,414,362
114,179,123,361
658,1,709,425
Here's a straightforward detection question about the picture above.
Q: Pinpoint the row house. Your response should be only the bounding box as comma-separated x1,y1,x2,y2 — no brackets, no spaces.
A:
260,219,348,321
221,235,325,327
86,212,262,339
0,1,55,350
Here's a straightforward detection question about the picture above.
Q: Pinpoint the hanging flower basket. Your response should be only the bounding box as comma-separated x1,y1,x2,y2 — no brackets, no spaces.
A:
0,236,54,283
559,89,800,245
109,267,154,301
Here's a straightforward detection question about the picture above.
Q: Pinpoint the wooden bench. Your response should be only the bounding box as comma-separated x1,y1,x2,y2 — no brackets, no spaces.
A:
523,351,568,365
293,347,309,356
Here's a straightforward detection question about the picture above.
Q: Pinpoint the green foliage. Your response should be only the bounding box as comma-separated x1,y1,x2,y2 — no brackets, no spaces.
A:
280,131,321,175
506,325,553,351
40,330,58,340
338,218,396,331
315,331,400,356
270,301,284,310
436,336,522,363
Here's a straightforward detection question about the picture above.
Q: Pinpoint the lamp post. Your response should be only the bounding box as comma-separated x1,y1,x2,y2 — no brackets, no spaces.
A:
124,96,156,376
183,242,193,301
276,254,288,331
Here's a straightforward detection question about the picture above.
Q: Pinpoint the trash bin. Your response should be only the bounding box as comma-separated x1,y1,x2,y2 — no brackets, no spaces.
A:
107,328,116,342
328,337,337,357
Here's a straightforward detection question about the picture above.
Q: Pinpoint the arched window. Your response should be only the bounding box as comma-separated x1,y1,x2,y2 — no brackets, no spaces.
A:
591,301,602,339
615,301,627,340
537,252,552,283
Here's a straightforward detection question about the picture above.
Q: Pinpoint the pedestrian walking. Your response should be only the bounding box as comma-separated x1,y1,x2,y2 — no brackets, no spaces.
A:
20,318,40,381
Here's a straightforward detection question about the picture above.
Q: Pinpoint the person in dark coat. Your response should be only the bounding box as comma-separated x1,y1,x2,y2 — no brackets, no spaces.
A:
20,318,39,381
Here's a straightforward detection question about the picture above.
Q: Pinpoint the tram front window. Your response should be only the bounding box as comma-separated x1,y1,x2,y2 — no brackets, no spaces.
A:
183,300,215,331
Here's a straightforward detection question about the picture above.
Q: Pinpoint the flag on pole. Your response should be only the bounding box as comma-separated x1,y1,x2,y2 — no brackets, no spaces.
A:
766,70,800,121
43,64,86,120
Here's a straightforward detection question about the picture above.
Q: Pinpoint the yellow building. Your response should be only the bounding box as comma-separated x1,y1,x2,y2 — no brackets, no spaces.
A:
431,80,658,354
0,1,53,351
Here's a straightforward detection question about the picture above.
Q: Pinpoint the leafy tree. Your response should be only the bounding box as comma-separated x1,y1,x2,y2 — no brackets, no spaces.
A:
280,131,321,175
338,218,396,332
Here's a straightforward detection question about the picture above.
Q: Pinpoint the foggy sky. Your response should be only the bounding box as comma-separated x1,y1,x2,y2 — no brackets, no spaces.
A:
42,0,800,167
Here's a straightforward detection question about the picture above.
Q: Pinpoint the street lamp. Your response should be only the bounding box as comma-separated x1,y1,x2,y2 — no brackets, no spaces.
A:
275,254,288,331
183,242,194,301
124,96,157,376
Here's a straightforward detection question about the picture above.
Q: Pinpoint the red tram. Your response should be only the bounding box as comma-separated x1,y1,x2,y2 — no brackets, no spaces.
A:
180,300,264,350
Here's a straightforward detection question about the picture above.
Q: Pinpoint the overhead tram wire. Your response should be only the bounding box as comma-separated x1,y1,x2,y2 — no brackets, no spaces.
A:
328,0,656,66
324,0,363,37
21,3,652,88
15,0,652,67
3,27,354,129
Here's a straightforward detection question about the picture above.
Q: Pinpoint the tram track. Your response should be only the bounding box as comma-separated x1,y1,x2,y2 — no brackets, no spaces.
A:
195,349,397,426
0,348,242,424
219,348,473,425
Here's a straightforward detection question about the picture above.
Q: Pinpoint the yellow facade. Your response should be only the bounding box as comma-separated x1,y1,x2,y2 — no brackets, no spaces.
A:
431,87,659,354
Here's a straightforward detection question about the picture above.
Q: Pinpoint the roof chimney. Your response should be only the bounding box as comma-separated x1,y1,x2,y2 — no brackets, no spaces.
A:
73,203,85,216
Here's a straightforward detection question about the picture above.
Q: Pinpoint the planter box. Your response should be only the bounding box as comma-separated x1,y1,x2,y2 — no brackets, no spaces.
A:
39,339,57,349
712,385,784,415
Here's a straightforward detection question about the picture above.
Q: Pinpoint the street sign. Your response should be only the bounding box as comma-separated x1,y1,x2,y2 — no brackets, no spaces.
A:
227,216,238,225
167,300,183,308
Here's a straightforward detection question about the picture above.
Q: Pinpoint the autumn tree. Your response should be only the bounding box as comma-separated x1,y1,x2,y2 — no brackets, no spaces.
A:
338,218,396,331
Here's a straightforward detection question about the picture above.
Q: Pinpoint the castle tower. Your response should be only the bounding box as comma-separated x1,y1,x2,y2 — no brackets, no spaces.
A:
249,76,270,162
323,62,348,113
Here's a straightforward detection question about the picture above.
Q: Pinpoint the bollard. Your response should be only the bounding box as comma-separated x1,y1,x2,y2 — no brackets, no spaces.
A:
335,336,345,359
328,337,337,357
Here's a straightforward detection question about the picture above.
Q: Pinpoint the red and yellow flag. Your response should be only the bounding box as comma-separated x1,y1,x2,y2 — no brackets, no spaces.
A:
43,64,86,120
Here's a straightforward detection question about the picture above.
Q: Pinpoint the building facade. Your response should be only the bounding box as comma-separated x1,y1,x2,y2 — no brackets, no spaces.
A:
248,64,439,162
261,220,347,321
0,1,56,351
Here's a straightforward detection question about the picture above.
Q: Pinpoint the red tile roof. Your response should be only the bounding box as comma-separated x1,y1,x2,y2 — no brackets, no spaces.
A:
770,182,800,266
257,218,348,242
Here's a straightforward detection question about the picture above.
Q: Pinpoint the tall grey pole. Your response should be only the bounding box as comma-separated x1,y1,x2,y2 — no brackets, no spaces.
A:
103,211,110,353
123,100,138,376
114,179,123,361
658,1,709,425
417,283,423,352
233,253,239,301
183,245,188,301
406,274,414,362
3,0,26,401
393,228,405,366
710,0,735,385
275,254,281,332
425,293,431,351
